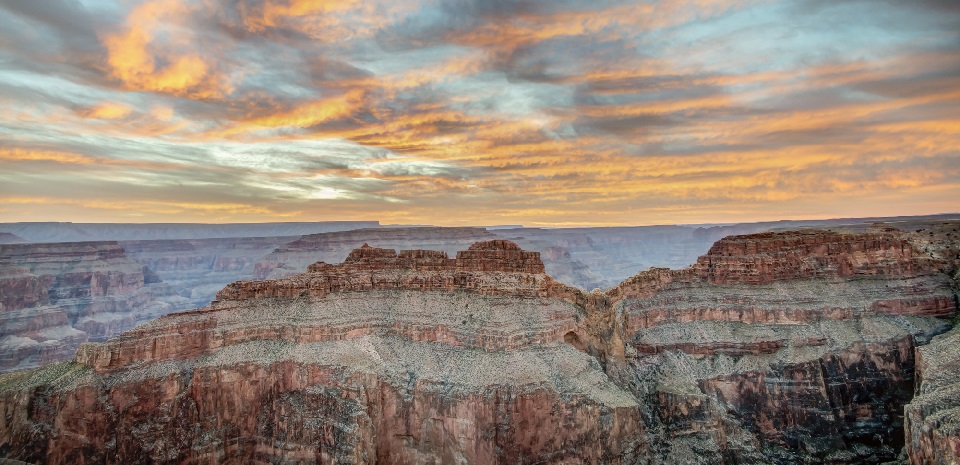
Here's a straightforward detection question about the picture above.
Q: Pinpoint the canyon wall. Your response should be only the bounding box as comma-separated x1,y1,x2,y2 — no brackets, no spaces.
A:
903,219,960,465
905,326,960,465
0,242,172,372
119,236,298,309
0,226,956,464
252,227,498,280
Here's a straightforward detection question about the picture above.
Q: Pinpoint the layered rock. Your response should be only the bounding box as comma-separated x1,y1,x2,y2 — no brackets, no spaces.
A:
252,227,497,280
0,228,957,464
0,242,171,372
690,229,930,284
608,228,956,463
1,240,643,464
119,236,298,309
905,326,960,464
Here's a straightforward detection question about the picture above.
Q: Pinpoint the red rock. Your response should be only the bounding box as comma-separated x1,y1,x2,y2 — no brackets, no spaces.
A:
0,229,956,464
253,227,497,280
0,242,172,372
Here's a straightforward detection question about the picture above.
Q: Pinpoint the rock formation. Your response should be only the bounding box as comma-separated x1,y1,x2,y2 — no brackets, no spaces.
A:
119,236,299,309
252,216,960,292
252,227,498,280
0,227,956,464
905,325,960,465
902,219,960,465
0,242,172,372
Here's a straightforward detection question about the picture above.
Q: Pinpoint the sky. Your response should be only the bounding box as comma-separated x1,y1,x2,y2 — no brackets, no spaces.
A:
0,0,958,227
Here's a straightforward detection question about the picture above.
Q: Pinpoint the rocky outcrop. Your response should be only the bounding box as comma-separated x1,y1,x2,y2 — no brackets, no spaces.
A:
252,227,497,280
224,241,550,303
0,228,957,464
905,320,960,465
0,242,171,372
690,229,930,284
1,240,644,464
609,227,957,463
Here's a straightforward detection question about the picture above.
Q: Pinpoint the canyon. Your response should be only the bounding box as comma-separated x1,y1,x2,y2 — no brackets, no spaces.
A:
0,242,172,373
119,236,300,310
0,223,956,464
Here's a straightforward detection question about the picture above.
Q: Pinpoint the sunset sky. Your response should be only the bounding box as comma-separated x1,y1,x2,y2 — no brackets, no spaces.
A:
1,0,958,226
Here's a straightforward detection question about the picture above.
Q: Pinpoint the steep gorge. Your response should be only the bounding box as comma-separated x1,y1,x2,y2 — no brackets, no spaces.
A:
0,242,172,373
0,227,957,464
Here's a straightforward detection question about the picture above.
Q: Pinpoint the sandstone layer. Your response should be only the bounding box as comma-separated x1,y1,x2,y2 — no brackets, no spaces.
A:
0,242,171,372
0,228,957,464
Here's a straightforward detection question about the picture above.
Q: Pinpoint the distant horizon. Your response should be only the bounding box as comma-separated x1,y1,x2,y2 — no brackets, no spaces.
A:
3,211,959,230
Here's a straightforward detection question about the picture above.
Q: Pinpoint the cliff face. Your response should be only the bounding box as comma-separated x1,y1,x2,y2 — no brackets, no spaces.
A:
119,236,298,309
905,326,960,465
607,228,955,464
0,228,957,464
0,242,172,372
902,220,960,465
2,240,643,464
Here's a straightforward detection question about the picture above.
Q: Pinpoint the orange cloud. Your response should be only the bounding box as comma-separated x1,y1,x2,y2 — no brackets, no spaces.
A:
215,89,367,137
102,0,228,98
0,148,94,165
247,0,359,30
0,196,297,217
79,102,133,120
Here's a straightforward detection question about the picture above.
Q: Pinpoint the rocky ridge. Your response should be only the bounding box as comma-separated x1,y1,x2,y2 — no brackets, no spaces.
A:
0,228,957,464
251,227,498,280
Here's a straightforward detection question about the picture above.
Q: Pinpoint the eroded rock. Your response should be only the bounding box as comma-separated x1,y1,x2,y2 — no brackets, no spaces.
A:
0,230,956,464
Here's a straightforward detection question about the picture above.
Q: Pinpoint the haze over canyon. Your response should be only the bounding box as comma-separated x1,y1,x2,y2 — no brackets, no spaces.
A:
1,0,959,463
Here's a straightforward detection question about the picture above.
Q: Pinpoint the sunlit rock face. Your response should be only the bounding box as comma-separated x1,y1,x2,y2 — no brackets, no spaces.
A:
0,228,956,464
0,242,172,373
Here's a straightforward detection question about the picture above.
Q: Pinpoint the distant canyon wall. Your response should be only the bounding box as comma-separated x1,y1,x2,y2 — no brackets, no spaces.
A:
0,224,957,464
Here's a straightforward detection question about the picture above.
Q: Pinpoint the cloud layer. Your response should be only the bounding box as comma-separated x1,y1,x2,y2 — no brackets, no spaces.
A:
1,0,958,225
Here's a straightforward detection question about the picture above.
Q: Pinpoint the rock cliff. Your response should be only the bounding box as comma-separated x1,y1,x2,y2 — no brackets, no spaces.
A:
0,242,172,372
905,325,960,465
903,219,960,465
0,228,957,464
119,236,298,309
